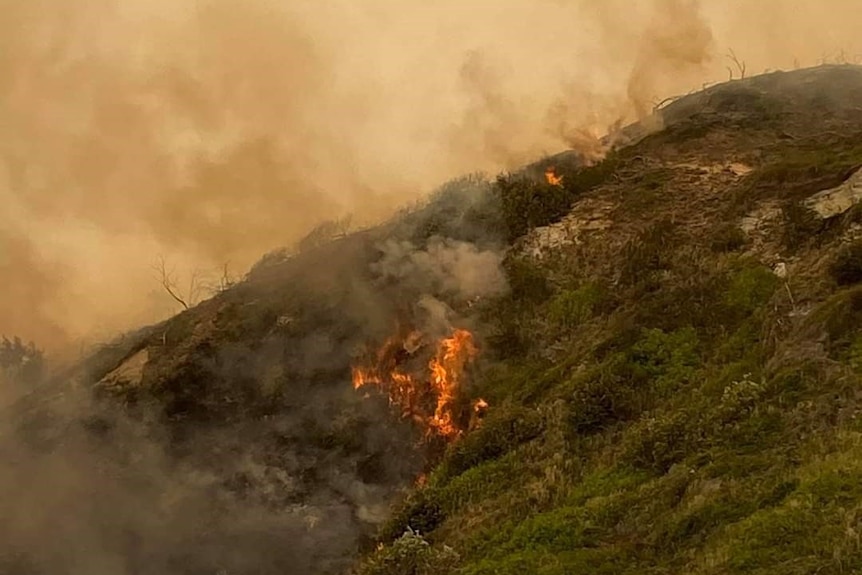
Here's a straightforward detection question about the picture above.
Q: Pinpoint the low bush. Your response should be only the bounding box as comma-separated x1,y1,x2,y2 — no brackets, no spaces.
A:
619,220,678,286
709,223,750,253
724,262,779,316
830,240,862,286
621,409,703,473
780,201,822,250
358,528,459,575
438,405,544,481
547,282,607,330
495,155,619,242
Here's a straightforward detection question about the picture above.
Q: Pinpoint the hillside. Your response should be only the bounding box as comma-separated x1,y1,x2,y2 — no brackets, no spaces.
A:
6,64,862,574
355,65,862,574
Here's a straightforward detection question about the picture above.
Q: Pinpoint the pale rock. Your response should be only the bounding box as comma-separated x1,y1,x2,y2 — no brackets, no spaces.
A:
523,197,615,258
97,348,149,390
804,168,862,219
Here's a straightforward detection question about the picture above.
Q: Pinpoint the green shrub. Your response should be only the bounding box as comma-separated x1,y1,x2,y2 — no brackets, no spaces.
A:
621,410,702,473
830,240,862,286
566,361,643,435
709,223,750,253
715,372,767,423
436,451,527,516
483,255,551,357
503,255,552,304
495,174,574,242
627,328,700,395
379,489,448,544
716,500,828,572
631,267,729,334
847,335,862,371
547,282,607,330
746,144,862,204
568,328,699,435
495,155,618,242
652,475,797,553
438,405,544,481
619,220,678,286
724,263,779,315
806,286,862,355
358,528,459,575
780,201,822,250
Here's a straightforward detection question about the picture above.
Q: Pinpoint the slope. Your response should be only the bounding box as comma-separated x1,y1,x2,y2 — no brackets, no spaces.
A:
6,64,862,575
357,65,862,574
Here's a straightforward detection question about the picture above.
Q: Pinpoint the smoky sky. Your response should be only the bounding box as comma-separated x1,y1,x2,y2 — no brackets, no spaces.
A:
1,0,861,350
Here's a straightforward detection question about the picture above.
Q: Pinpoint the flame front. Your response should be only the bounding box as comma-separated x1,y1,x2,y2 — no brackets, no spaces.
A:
545,166,563,186
428,329,478,438
352,328,481,440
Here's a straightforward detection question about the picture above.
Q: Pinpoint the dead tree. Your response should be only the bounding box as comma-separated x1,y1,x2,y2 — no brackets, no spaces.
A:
726,48,746,80
209,261,237,294
152,255,204,311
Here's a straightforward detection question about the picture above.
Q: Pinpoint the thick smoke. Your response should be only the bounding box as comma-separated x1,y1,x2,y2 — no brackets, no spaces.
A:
0,350,420,575
2,0,860,350
0,168,512,573
370,237,506,338
373,238,507,303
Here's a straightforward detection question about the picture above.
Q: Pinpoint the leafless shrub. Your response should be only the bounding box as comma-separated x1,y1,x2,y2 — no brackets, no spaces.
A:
152,255,206,311
726,48,746,80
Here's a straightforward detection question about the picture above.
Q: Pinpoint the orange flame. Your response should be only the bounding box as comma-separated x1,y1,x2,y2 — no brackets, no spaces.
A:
428,329,478,438
545,166,563,186
351,328,481,440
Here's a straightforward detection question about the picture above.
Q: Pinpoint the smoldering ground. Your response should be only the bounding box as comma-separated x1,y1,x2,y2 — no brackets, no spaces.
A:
2,0,861,351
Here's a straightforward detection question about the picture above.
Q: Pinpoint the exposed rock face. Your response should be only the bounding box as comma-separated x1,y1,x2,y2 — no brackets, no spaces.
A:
97,347,149,391
740,168,862,261
804,168,862,219
523,197,616,258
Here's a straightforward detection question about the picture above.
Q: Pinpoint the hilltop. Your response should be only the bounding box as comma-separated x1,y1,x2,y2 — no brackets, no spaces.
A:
6,64,862,574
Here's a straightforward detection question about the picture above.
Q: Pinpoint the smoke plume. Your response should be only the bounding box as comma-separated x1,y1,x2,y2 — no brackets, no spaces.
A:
1,0,861,350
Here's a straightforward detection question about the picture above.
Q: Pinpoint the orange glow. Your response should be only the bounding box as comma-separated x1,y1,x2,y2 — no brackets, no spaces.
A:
545,166,563,186
351,327,482,441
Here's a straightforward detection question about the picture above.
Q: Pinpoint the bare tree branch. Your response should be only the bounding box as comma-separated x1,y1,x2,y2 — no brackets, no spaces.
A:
152,255,190,310
205,261,237,295
726,48,746,79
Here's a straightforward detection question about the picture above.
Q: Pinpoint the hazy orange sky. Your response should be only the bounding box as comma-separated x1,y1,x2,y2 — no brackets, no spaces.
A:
1,0,860,351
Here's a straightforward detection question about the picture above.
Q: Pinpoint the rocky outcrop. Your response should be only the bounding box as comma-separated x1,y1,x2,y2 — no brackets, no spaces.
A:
96,347,149,391
522,197,616,258
804,167,862,219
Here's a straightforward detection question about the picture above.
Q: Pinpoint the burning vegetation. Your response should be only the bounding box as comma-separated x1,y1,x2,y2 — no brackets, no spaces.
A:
352,327,485,440
544,166,564,186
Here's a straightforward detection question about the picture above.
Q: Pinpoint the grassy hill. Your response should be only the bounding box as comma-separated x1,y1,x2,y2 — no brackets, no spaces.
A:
356,65,862,574
10,64,862,574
